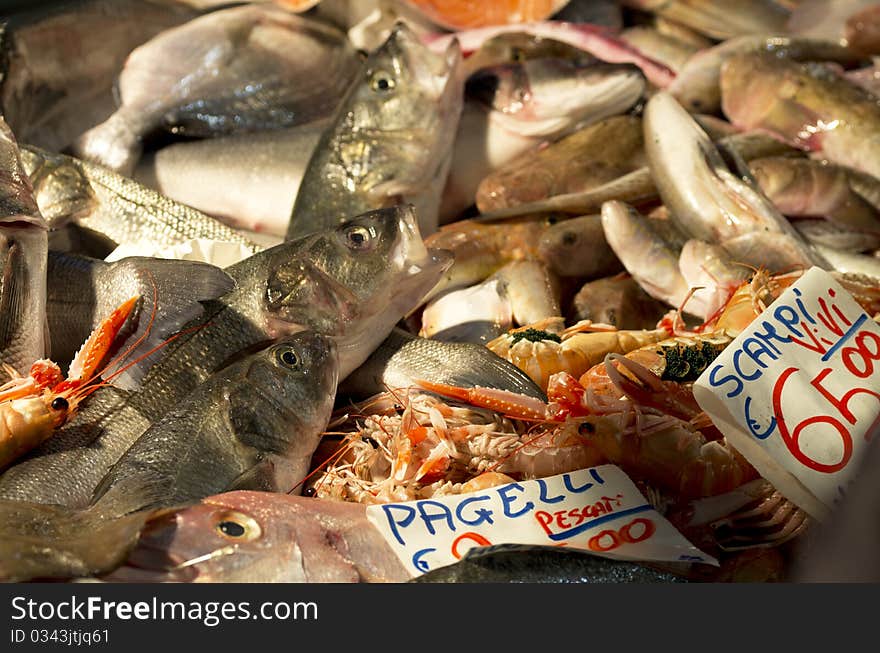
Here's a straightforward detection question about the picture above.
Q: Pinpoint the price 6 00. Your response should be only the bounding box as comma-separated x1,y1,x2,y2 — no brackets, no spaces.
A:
773,330,880,474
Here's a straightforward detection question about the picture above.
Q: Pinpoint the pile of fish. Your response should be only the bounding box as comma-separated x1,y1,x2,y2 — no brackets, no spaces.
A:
0,0,879,584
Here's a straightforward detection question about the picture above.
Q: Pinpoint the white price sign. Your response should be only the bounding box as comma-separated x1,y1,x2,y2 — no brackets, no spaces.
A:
366,465,717,577
694,267,880,520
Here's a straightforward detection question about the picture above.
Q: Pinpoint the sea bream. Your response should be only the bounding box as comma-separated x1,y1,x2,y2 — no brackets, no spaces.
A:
0,334,338,582
286,21,464,240
72,4,359,176
0,205,451,508
102,491,411,583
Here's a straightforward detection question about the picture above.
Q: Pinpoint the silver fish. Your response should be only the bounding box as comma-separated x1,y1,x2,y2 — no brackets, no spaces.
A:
643,91,827,270
0,205,450,508
339,327,546,401
286,21,464,240
21,146,261,254
72,4,359,175
600,200,692,313
0,333,338,582
0,117,48,375
134,120,328,237
0,0,199,152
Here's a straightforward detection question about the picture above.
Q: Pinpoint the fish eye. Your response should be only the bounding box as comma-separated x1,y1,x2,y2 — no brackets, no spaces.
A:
214,511,261,541
275,346,300,368
342,224,375,250
217,521,245,537
51,397,69,411
303,487,317,497
370,70,396,92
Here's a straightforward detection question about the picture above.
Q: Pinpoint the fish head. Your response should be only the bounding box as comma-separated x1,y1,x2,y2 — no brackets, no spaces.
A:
18,148,97,229
347,21,463,139
263,205,452,377
102,494,302,583
468,58,644,136
236,332,339,428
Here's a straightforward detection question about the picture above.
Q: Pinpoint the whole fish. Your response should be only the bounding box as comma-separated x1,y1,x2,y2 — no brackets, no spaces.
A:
644,91,826,270
46,251,235,373
286,21,464,240
91,333,337,517
569,273,669,329
0,334,337,583
339,327,546,401
440,58,645,222
749,156,880,233
102,491,411,583
720,52,880,181
619,0,790,40
668,35,867,114
72,4,359,175
600,201,692,313
134,120,328,237
412,543,687,583
0,0,199,152
476,115,647,213
537,214,623,278
0,118,48,375
0,205,450,507
20,146,261,255
475,130,798,221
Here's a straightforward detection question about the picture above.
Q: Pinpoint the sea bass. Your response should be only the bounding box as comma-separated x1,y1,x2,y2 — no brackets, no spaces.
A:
0,206,450,508
0,117,48,375
134,120,328,237
286,21,464,240
21,146,261,256
72,4,359,175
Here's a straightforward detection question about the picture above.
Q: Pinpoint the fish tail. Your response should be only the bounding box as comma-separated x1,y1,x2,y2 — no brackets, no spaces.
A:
71,111,143,176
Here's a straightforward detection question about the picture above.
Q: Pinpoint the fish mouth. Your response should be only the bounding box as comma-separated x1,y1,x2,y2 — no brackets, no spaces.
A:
389,21,462,98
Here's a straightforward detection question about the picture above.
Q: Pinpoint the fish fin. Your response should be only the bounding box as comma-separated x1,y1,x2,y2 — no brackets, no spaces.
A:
0,500,150,582
70,111,143,176
225,459,278,493
100,258,235,391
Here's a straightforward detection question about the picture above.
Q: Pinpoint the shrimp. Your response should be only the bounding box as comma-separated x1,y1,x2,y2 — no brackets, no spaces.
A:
0,291,177,470
487,316,672,391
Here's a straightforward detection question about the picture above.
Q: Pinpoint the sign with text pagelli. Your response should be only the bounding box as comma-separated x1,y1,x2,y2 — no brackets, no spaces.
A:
365,465,717,577
694,267,880,521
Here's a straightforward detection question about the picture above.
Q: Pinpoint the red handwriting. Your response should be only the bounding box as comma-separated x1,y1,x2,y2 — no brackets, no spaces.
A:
773,337,880,474
451,532,492,559
534,495,624,537
587,518,656,552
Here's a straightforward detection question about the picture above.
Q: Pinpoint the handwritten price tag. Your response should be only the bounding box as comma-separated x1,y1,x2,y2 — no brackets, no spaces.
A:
694,267,880,520
365,465,717,577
